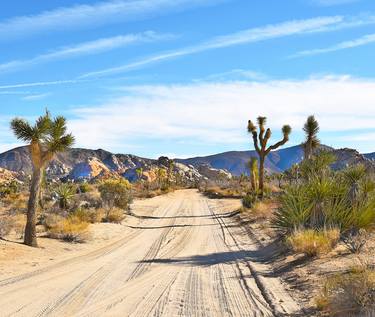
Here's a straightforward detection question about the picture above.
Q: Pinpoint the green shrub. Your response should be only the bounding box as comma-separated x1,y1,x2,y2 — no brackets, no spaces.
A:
0,180,19,197
78,183,92,193
242,192,257,208
273,184,313,232
98,179,132,211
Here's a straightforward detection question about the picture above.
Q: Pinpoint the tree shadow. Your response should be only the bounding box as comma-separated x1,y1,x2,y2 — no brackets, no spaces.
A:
129,213,213,220
124,223,218,230
138,250,256,266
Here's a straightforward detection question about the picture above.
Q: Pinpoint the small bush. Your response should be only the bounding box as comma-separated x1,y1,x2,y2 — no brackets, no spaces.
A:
46,215,90,243
73,208,104,224
78,183,92,193
342,229,369,254
317,267,375,316
287,229,340,257
104,208,125,223
242,192,257,208
44,214,65,230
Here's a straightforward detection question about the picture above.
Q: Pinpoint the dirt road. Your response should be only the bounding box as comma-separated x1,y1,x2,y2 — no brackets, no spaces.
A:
0,190,299,317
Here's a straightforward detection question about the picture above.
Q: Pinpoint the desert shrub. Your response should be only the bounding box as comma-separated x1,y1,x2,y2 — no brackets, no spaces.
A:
46,215,90,243
0,180,19,197
103,207,125,223
287,228,340,257
73,208,104,224
44,214,65,230
0,217,13,238
87,208,105,223
99,179,132,210
316,267,375,316
242,192,257,208
342,229,369,254
78,183,92,193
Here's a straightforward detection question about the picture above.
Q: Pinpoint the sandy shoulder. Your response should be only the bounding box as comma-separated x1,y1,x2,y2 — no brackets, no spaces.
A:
0,222,129,280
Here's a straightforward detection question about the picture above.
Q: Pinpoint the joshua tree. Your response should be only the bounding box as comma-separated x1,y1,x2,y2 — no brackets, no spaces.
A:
11,112,74,246
248,116,291,198
247,157,258,192
303,115,320,160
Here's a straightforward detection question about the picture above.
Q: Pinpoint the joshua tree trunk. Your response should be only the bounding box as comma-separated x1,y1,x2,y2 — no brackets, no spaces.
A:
258,156,265,198
248,117,291,199
24,167,43,247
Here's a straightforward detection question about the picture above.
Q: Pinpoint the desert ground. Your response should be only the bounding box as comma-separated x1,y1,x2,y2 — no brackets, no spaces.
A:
0,189,299,317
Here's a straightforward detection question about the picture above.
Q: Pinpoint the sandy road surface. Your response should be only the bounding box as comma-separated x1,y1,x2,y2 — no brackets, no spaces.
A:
0,190,299,317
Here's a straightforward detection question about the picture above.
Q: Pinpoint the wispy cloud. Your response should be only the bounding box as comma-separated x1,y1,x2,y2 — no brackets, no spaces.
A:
0,31,172,73
309,0,360,6
80,14,375,78
0,79,84,90
291,33,375,57
21,93,51,101
68,75,375,153
80,16,345,78
193,69,268,82
0,0,225,40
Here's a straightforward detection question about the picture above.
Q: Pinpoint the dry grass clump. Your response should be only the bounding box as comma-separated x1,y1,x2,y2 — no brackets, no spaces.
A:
316,266,375,316
287,228,340,257
103,208,125,224
46,215,90,243
203,186,242,199
73,208,104,224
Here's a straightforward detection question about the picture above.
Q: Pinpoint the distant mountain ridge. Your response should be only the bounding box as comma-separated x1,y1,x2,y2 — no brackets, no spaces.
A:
178,145,375,175
0,145,374,180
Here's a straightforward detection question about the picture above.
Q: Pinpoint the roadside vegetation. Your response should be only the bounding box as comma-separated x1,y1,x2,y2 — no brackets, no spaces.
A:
238,115,375,316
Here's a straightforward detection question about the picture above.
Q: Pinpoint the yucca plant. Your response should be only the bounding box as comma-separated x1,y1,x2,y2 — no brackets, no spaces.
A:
248,116,291,198
11,112,75,246
300,150,336,181
342,164,366,204
273,184,313,232
54,184,76,210
302,115,320,160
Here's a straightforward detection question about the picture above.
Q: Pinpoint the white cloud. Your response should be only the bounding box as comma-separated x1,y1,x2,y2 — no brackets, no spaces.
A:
0,31,172,72
68,75,375,153
292,33,375,57
0,0,223,39
80,15,375,78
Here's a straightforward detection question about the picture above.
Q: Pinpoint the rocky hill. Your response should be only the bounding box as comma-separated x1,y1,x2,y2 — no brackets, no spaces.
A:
0,147,230,183
177,145,375,176
0,145,373,181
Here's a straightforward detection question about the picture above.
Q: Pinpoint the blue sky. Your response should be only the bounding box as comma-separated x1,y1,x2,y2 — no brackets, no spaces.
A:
1,0,375,158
